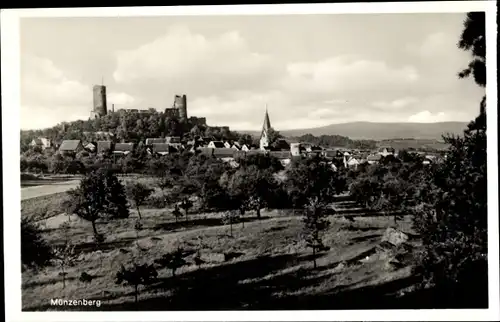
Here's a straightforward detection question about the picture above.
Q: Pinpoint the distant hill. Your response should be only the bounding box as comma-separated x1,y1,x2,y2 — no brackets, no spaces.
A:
241,121,468,141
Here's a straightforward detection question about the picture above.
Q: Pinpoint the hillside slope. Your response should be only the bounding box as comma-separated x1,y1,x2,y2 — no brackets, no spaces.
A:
242,122,467,141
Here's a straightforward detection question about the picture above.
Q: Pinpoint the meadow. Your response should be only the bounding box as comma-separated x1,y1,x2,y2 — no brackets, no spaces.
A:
21,189,422,311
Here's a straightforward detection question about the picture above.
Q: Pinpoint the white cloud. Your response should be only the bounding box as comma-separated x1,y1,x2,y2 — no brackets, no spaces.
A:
282,56,419,94
21,54,91,108
113,25,276,86
408,110,449,123
20,54,137,129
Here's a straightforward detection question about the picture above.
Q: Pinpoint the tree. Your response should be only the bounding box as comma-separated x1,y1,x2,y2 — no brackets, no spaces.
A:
458,12,486,88
115,262,158,303
67,171,108,238
286,156,339,209
407,13,488,307
21,218,53,270
179,198,193,222
67,169,129,240
126,182,153,220
286,157,338,268
102,169,130,219
154,248,188,277
221,210,240,237
267,127,283,145
302,197,330,269
172,204,183,223
53,240,77,289
226,165,277,219
458,12,486,132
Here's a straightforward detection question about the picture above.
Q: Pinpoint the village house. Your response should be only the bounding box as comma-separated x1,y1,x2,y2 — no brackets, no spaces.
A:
213,148,237,162
367,154,382,165
198,147,215,157
58,140,83,155
246,149,266,157
269,151,292,167
145,138,167,145
240,144,250,152
271,139,291,151
83,142,97,152
151,143,178,156
97,141,113,154
233,150,246,160
322,149,338,160
223,141,232,148
344,156,360,169
207,141,225,149
113,143,135,155
29,137,52,149
378,146,396,157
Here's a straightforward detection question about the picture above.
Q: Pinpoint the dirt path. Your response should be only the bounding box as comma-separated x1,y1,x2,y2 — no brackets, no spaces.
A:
21,180,80,201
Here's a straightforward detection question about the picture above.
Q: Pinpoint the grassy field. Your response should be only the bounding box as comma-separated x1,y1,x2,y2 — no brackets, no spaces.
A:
21,194,423,311
21,192,69,222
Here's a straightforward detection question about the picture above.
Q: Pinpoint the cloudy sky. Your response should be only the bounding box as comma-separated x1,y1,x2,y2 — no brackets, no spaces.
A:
20,13,485,130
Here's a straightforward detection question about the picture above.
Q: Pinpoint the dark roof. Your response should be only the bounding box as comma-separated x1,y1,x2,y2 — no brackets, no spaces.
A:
367,154,382,161
233,150,246,159
246,150,266,156
271,140,290,151
59,140,81,151
32,138,43,145
269,151,291,159
210,141,225,148
97,141,112,153
152,143,177,153
166,136,181,144
198,147,214,157
323,150,338,158
146,138,167,145
213,148,236,158
114,143,134,152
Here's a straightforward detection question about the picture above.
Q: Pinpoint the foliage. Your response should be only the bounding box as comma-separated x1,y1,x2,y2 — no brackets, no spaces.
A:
226,165,279,219
407,12,488,307
285,157,338,268
115,262,158,303
410,126,487,306
288,133,377,150
172,204,183,222
154,248,188,277
302,197,331,268
101,169,130,219
126,182,154,219
266,127,283,145
179,198,194,221
236,153,284,173
53,238,77,289
221,211,240,236
457,12,486,88
67,169,129,238
21,218,54,270
285,156,340,209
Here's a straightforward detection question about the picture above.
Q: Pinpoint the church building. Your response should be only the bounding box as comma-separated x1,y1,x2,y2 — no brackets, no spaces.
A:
259,107,272,151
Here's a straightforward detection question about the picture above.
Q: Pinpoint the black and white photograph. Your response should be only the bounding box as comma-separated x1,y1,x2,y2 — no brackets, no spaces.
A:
1,1,499,321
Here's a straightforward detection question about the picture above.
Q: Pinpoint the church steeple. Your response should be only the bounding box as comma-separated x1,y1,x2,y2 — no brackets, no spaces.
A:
260,105,271,150
262,105,271,133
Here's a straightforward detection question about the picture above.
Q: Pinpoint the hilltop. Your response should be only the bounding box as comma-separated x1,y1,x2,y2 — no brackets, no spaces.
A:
241,121,468,141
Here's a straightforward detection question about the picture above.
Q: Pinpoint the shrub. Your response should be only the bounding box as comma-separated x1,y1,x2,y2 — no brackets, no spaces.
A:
21,218,53,270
